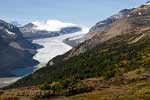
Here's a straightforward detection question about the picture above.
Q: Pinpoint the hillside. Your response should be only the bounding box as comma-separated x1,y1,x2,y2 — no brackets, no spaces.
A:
1,30,150,100
67,3,150,57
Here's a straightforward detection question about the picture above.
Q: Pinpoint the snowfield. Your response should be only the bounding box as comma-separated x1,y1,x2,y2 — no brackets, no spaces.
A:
32,28,89,69
32,20,77,31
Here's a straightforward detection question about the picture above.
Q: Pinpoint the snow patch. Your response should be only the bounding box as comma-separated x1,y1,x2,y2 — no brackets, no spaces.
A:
127,14,130,17
138,12,142,15
144,1,150,5
68,35,84,41
32,20,77,32
5,29,15,35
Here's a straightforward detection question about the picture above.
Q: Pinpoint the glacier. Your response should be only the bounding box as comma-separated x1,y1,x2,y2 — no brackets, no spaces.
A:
32,28,89,69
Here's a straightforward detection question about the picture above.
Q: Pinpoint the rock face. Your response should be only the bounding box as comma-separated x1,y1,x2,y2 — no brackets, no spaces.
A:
20,20,82,39
0,20,38,77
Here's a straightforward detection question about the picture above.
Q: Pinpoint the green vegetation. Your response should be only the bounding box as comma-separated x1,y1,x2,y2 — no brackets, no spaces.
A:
68,80,150,100
38,79,91,98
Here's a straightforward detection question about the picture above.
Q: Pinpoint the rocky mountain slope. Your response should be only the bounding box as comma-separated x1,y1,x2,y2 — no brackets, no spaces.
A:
66,2,150,58
0,20,38,77
1,2,150,100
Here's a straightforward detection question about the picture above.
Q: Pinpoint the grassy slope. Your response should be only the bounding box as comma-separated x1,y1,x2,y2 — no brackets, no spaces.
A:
69,80,150,100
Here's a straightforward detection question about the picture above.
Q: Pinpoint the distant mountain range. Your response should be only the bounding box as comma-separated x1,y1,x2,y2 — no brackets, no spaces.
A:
20,20,82,39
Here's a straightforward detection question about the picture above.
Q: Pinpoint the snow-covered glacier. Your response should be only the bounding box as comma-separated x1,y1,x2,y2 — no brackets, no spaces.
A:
32,28,89,69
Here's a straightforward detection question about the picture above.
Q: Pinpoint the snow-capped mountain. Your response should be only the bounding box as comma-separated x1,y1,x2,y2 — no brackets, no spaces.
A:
32,20,77,31
20,20,82,39
0,20,22,39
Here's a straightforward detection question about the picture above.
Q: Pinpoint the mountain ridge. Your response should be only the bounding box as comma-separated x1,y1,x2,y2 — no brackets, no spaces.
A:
20,20,82,39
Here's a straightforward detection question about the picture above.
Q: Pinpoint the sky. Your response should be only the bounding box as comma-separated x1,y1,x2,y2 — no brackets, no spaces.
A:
0,0,148,27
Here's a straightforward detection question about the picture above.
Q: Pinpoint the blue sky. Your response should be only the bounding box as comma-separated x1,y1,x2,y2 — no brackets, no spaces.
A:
0,0,148,26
